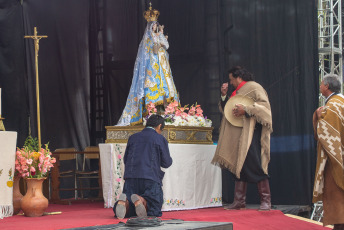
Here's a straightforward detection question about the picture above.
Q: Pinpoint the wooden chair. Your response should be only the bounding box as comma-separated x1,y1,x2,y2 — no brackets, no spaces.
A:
76,146,102,200
53,148,79,200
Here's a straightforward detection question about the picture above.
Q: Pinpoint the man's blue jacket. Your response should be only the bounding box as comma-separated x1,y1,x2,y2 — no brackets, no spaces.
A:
123,127,173,185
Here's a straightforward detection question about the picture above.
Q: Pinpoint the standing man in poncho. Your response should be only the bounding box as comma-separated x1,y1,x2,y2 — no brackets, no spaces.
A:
313,74,344,229
212,66,273,211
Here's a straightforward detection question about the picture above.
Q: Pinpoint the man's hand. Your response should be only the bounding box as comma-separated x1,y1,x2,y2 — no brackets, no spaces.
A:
221,83,228,96
232,104,245,117
316,106,324,119
313,106,324,140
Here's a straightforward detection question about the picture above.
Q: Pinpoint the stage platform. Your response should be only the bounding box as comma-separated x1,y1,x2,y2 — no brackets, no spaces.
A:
239,204,311,216
0,201,332,230
66,220,233,230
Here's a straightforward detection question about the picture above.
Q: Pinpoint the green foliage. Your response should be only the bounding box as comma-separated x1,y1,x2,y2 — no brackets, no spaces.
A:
23,135,39,152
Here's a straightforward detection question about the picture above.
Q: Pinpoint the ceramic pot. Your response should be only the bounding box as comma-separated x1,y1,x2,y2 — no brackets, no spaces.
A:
21,178,48,217
12,176,23,215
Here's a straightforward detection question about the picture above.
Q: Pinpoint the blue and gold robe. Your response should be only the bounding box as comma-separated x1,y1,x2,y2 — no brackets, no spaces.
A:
117,21,179,126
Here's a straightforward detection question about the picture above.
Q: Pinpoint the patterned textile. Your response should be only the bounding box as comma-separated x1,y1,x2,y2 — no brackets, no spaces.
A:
322,163,344,226
0,131,17,219
117,21,179,126
313,95,344,202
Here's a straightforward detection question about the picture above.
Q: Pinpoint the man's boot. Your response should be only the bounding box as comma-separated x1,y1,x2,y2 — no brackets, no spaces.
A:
115,193,129,219
131,194,147,217
224,181,247,210
257,179,271,211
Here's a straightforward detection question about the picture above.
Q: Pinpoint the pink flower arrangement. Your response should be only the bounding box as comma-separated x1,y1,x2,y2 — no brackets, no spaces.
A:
15,136,56,178
144,101,212,127
164,100,178,115
164,101,204,118
147,101,157,115
188,104,203,117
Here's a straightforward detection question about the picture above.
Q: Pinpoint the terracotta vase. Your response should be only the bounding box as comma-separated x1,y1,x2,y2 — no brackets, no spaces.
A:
21,178,48,217
12,176,23,215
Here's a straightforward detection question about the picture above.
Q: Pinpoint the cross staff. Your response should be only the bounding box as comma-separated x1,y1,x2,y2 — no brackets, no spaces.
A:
0,88,4,131
0,117,4,131
24,27,47,148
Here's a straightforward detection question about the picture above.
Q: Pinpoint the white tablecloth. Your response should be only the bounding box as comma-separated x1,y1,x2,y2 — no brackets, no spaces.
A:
0,131,17,219
99,143,222,211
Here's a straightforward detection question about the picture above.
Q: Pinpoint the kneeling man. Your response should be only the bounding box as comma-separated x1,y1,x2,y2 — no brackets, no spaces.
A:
113,114,173,219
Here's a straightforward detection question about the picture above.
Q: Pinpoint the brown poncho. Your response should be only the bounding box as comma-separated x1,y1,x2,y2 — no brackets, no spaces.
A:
313,94,344,226
212,81,273,178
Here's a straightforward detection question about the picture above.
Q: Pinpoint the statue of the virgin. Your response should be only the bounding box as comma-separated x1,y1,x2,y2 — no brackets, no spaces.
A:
117,4,179,126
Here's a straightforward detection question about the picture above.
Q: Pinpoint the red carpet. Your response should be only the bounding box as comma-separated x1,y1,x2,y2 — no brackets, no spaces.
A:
0,202,331,230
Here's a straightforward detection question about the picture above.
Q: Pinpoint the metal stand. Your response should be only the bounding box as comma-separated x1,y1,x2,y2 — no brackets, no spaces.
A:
318,0,342,105
310,201,324,222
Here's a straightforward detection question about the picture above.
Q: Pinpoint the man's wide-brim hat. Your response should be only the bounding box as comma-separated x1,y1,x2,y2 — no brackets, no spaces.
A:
224,94,254,127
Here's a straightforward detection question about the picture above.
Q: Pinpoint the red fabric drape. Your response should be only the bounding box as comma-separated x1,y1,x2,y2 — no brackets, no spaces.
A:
230,81,247,98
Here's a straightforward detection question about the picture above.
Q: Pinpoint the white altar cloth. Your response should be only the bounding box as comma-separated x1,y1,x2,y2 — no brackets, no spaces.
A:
99,143,222,211
0,131,17,219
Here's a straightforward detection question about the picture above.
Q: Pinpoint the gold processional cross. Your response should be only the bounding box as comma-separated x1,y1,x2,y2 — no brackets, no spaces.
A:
24,27,48,148
0,111,4,131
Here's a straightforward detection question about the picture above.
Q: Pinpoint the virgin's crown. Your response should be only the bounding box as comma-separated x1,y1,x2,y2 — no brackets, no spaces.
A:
144,3,160,22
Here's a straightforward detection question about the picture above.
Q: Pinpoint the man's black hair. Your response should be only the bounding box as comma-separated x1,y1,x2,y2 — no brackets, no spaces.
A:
228,66,254,81
146,114,165,130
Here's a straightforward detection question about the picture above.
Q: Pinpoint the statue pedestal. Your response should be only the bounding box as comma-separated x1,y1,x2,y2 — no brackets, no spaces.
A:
105,125,213,144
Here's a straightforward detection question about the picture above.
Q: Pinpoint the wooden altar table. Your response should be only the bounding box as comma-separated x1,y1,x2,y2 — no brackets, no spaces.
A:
99,143,222,211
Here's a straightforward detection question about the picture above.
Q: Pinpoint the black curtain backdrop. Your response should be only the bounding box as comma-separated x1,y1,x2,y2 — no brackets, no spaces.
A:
22,0,91,151
220,0,319,205
104,0,218,130
0,0,28,145
0,0,318,205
